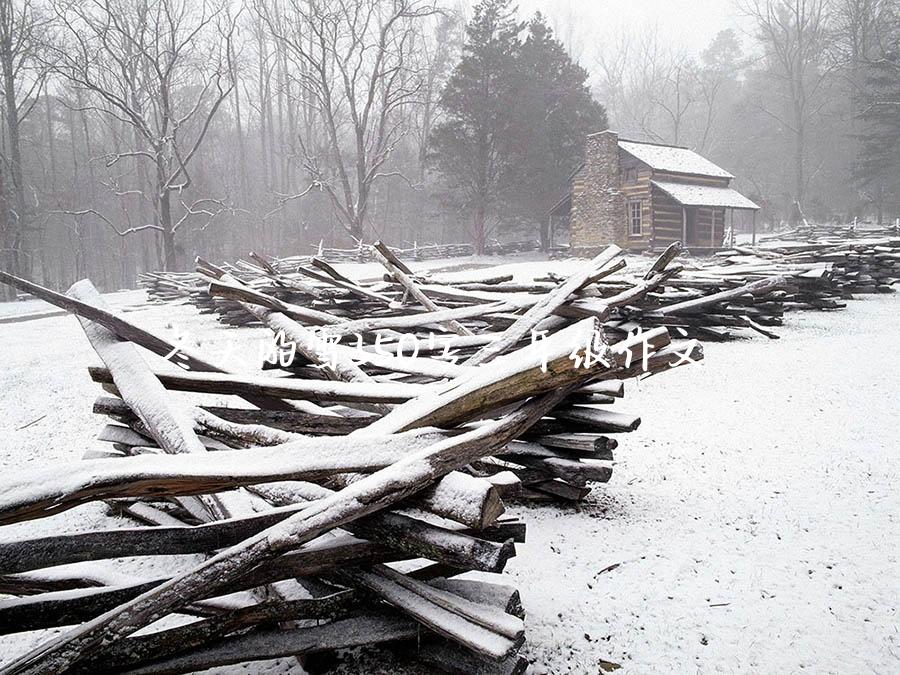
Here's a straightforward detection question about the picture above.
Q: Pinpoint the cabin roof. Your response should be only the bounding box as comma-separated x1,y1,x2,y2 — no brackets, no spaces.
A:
651,180,759,210
619,140,734,179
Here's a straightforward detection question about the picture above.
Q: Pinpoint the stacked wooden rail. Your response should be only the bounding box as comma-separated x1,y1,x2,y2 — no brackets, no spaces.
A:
139,242,799,341
306,239,543,263
159,239,544,272
709,237,900,297
758,221,899,242
606,274,790,341
0,250,700,674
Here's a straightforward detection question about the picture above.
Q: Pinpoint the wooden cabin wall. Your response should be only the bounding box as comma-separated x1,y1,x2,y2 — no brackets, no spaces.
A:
564,155,735,252
619,154,653,250
652,172,731,188
650,196,727,249
692,207,726,247
713,208,725,246
649,172,730,250
650,188,684,246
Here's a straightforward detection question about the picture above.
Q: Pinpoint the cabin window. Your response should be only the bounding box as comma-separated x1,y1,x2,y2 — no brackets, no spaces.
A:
628,200,643,236
625,168,638,184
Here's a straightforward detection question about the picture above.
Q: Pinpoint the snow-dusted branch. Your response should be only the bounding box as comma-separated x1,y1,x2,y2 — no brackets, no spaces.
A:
53,209,163,236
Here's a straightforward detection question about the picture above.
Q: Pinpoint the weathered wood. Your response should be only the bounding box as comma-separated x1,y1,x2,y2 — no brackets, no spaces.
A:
316,301,514,338
464,245,622,365
373,241,473,336
653,276,790,315
0,535,389,633
207,278,340,325
303,258,396,304
0,506,310,574
0,271,293,411
429,578,524,619
576,380,625,397
71,592,356,674
510,456,612,486
69,283,208,459
246,251,323,295
115,612,419,675
0,427,448,525
94,395,368,439
1,497,513,579
88,366,424,403
68,280,236,522
346,564,524,660
527,433,617,457
548,407,641,433
417,639,529,675
364,319,668,434
324,469,506,529
363,318,602,433
241,482,515,569
1,388,572,674
95,424,153,448
253,305,383,384
85,578,522,675
526,479,592,501
502,438,613,463
644,241,685,279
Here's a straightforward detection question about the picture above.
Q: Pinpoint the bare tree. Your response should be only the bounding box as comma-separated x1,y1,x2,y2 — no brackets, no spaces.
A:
51,0,237,271
741,0,833,218
648,52,698,146
595,25,697,145
695,29,744,153
831,0,897,72
0,0,49,290
593,28,633,132
259,0,439,242
410,11,461,179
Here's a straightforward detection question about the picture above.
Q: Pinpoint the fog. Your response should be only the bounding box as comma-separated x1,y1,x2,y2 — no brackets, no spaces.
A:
0,0,897,292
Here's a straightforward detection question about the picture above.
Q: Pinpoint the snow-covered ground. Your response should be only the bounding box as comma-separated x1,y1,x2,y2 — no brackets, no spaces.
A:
0,262,897,674
509,293,900,674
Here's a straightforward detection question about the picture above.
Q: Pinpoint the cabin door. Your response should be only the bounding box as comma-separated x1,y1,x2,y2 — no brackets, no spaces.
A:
684,207,699,245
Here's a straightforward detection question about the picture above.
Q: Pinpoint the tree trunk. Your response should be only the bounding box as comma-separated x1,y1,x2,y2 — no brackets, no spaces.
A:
473,202,486,255
233,79,249,206
1,43,26,283
348,214,364,242
160,190,177,272
0,178,14,300
793,101,805,224
876,180,884,225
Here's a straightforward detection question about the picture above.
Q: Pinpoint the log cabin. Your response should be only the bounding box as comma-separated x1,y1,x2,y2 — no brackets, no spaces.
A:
546,130,759,255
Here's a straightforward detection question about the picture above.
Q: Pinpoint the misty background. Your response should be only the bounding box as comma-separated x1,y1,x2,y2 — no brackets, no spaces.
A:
1,0,898,292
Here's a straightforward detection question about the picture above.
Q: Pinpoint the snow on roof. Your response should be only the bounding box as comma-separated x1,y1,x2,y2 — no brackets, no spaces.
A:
620,140,734,178
651,180,760,210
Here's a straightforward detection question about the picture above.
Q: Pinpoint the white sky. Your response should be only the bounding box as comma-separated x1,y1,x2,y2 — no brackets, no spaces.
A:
462,0,753,63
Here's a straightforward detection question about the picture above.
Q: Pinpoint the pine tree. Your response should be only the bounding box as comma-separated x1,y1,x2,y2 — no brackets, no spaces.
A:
854,39,900,224
510,13,607,245
431,5,607,252
430,0,521,254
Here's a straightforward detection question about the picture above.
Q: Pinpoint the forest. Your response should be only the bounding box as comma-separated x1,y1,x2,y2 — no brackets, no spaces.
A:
1,0,898,292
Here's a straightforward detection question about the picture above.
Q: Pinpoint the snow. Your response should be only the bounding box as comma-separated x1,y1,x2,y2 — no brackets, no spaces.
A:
506,293,900,674
0,262,897,673
0,288,146,321
619,140,734,178
651,180,760,210
0,427,451,525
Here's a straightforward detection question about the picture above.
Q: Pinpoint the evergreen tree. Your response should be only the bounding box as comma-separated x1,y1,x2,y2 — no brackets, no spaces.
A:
854,38,900,224
510,13,608,246
430,0,521,254
432,3,607,252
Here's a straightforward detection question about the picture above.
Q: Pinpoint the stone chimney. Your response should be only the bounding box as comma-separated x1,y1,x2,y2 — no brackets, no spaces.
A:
570,130,626,255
